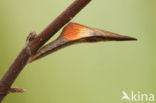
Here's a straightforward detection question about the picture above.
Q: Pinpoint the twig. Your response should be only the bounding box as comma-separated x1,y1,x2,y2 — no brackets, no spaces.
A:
8,88,25,93
30,0,91,55
0,0,91,102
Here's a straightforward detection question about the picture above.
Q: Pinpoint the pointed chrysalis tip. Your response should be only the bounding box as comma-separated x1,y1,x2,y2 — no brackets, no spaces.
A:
115,35,137,41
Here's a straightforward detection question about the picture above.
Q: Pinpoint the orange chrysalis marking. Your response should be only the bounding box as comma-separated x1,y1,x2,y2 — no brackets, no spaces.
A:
61,23,93,41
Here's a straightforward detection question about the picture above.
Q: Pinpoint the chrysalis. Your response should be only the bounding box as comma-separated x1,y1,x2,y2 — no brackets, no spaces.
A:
29,22,137,62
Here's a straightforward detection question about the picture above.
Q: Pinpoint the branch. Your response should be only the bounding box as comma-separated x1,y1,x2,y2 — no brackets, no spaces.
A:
30,0,91,55
0,0,91,102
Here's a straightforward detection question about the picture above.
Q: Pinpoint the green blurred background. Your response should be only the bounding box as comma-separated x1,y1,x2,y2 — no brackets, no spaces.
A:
0,0,156,103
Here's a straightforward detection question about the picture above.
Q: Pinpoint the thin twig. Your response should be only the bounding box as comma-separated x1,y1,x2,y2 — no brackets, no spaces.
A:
8,88,25,93
30,0,91,55
0,0,91,102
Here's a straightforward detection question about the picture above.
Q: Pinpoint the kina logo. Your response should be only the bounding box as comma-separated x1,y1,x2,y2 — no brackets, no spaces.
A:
121,91,155,102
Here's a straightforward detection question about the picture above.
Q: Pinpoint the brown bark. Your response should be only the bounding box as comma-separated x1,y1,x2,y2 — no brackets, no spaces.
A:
0,0,91,102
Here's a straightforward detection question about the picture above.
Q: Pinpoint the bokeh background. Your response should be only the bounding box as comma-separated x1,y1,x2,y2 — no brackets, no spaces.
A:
0,0,156,103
